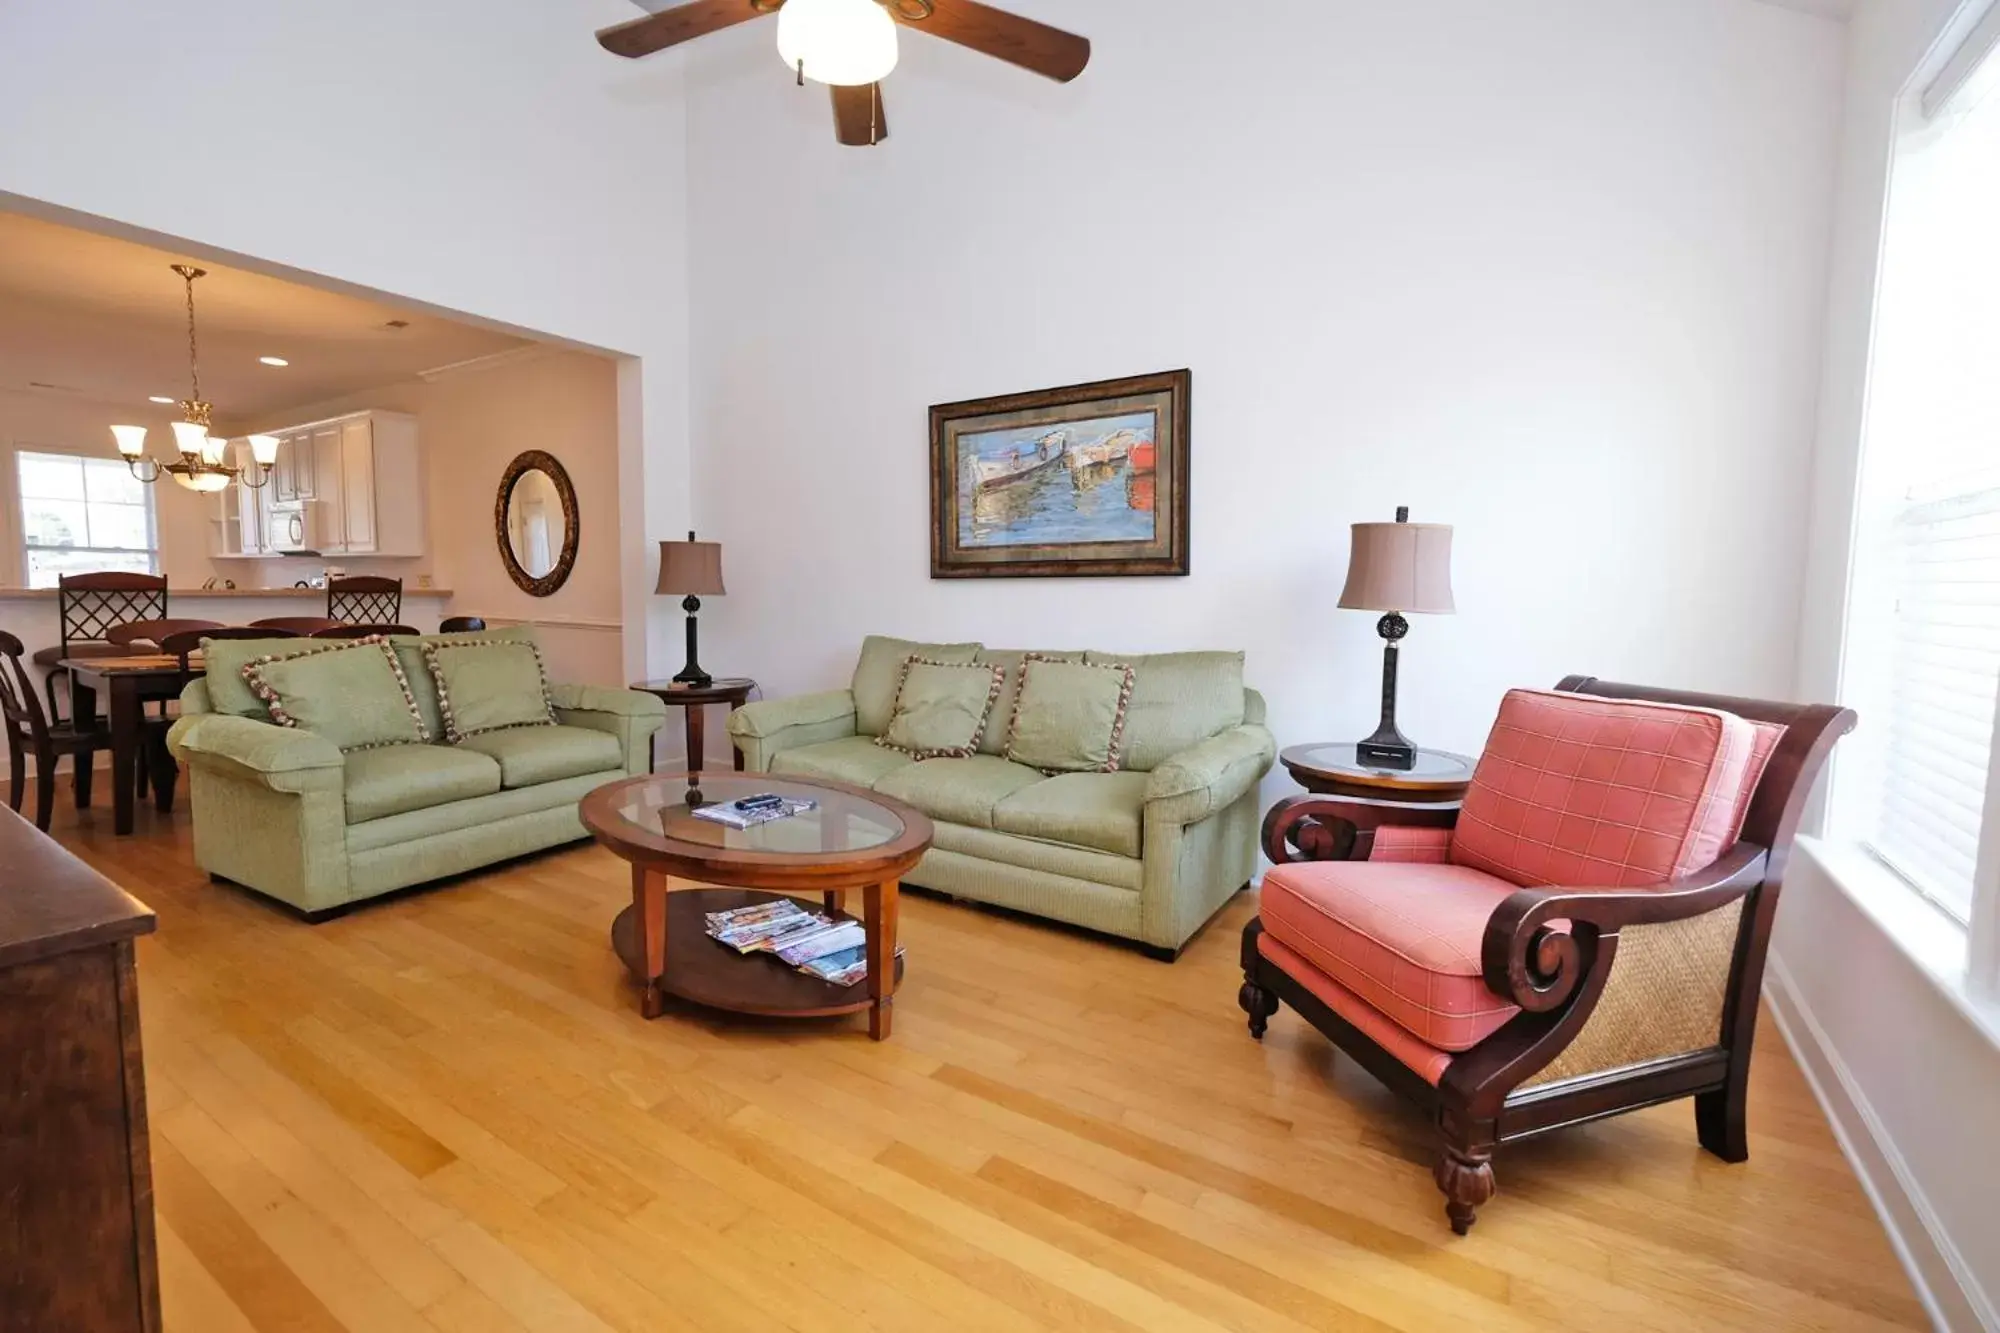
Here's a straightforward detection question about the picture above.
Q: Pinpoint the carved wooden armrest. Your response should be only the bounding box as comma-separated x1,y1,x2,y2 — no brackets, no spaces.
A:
1262,794,1461,865
1478,842,1768,1012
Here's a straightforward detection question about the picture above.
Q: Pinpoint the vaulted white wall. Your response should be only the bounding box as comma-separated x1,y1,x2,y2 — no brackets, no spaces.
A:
683,0,1847,765
0,0,695,679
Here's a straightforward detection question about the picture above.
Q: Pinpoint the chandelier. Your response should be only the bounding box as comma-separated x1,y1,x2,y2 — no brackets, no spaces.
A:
110,264,278,493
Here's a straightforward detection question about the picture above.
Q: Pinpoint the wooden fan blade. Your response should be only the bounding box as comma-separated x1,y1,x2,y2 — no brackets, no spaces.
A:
889,0,1089,82
831,83,889,146
596,0,775,59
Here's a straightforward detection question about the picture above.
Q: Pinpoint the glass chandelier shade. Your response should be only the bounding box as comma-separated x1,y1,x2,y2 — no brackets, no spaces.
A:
248,434,281,465
170,419,210,458
172,468,234,494
111,424,149,459
776,0,899,86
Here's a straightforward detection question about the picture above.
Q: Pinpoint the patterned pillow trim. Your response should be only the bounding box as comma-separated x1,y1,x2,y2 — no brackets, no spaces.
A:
873,656,1007,759
419,636,558,745
239,634,429,749
1003,652,1138,775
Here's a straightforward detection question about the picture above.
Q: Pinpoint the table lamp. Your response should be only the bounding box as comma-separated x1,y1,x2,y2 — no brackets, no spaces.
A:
1339,506,1455,770
656,532,725,688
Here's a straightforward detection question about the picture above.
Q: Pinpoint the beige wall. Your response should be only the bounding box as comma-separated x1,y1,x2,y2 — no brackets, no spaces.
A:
0,389,215,587
226,348,624,684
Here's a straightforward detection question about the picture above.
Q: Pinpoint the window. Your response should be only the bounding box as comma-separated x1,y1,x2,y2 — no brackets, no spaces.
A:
1838,13,2000,931
15,451,159,588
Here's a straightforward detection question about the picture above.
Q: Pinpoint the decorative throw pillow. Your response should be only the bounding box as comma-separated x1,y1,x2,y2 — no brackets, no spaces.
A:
205,636,327,718
1003,653,1137,774
240,636,429,752
851,635,983,737
421,637,558,744
875,657,1006,759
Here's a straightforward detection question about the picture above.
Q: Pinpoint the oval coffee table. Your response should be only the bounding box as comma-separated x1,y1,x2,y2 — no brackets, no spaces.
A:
579,771,933,1040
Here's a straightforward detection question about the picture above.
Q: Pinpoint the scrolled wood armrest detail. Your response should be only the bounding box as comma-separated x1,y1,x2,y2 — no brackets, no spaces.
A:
1478,842,1768,1012
1261,794,1460,865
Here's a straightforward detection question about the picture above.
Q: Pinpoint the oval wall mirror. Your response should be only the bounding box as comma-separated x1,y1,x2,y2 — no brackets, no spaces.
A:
496,450,579,596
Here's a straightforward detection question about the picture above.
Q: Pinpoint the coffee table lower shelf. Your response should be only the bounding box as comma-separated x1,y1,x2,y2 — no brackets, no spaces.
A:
610,888,904,1023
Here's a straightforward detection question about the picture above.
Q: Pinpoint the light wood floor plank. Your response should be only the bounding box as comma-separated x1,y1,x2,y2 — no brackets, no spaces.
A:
24,800,1924,1332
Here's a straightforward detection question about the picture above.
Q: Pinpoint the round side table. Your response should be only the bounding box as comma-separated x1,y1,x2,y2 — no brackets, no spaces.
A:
1269,742,1477,863
632,677,757,774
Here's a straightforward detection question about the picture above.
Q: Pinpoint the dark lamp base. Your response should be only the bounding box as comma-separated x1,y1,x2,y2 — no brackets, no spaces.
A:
1356,738,1417,771
672,666,714,689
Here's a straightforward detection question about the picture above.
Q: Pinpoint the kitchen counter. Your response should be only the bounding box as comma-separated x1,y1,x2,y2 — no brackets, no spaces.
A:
0,586,451,601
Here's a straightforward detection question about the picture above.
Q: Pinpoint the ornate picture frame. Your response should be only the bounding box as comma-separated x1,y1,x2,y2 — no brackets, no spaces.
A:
930,369,1191,579
495,449,580,597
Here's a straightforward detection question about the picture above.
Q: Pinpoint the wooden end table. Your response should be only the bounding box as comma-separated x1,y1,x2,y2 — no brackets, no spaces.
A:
631,677,756,774
579,771,933,1040
1269,742,1477,862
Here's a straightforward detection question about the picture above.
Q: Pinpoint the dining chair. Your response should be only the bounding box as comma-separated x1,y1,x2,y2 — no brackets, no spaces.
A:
1242,678,1854,1233
439,615,486,633
249,616,340,635
34,571,170,725
310,624,419,639
327,576,402,625
2,630,115,832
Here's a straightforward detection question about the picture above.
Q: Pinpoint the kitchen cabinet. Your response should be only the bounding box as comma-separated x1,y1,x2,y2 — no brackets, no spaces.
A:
209,411,424,558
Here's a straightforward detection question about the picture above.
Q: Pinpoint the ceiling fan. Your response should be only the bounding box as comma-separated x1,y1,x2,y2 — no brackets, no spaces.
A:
596,0,1090,147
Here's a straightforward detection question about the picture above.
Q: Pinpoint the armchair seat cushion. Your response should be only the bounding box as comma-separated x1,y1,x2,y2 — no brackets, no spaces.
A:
994,771,1150,859
344,744,501,824
771,736,915,788
457,724,623,788
874,756,1043,828
1260,860,1527,1051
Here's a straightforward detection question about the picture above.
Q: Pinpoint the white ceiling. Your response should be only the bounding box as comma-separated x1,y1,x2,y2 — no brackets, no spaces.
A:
0,211,531,424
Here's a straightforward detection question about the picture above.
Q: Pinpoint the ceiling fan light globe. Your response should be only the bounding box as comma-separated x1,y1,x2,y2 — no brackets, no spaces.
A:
777,0,898,87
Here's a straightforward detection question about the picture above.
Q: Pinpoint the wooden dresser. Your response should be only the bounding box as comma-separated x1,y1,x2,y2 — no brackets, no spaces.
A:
0,805,160,1333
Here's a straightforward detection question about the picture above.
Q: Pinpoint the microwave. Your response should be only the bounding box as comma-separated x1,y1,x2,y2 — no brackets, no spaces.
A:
268,504,322,555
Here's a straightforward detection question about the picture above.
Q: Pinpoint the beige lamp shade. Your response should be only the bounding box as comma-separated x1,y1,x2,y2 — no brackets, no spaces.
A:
656,535,726,597
1338,518,1455,614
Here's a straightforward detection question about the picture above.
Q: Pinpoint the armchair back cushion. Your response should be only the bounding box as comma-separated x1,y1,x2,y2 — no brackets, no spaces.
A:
851,636,982,736
1450,689,1761,889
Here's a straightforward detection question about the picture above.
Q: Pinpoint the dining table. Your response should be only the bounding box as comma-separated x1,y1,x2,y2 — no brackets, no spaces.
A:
61,653,198,836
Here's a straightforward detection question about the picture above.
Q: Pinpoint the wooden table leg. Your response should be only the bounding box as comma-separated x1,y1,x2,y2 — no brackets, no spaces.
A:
823,890,847,916
685,704,706,775
864,879,899,1041
631,865,667,1019
107,678,140,836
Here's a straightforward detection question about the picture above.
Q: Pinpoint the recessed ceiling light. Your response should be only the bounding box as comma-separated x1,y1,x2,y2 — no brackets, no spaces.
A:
259,355,289,367
148,395,175,404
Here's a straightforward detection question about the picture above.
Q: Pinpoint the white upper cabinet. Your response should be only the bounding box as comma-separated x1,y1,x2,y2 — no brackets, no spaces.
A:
215,411,425,558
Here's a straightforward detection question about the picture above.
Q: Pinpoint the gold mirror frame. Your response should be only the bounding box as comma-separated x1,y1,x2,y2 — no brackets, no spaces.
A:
496,450,580,597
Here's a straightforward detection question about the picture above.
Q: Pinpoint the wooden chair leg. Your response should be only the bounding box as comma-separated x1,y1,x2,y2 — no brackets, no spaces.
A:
1434,1142,1496,1236
34,759,56,833
1238,977,1279,1039
7,745,22,812
1695,1082,1748,1163
72,750,94,809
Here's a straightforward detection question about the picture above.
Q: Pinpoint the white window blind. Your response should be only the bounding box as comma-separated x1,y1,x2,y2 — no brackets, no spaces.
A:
1840,30,2000,923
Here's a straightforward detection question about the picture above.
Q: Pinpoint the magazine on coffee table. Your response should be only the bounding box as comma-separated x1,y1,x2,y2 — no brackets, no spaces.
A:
691,796,818,830
704,901,903,986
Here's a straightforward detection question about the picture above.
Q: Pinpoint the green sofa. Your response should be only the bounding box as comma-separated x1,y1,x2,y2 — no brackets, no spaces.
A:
728,637,1276,957
166,627,666,917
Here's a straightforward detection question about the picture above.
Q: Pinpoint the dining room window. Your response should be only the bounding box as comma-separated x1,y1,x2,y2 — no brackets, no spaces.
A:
15,450,160,588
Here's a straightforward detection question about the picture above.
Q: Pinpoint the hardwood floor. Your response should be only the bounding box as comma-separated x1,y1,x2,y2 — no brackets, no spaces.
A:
27,795,1927,1332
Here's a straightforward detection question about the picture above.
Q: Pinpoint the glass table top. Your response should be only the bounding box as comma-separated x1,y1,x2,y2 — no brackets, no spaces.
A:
607,772,906,856
1283,742,1476,782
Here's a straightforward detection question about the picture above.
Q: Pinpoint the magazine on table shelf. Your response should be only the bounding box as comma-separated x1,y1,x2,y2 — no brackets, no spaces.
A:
703,901,904,987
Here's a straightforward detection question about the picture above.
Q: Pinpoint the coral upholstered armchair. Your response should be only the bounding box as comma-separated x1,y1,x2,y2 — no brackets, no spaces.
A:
1239,677,1854,1234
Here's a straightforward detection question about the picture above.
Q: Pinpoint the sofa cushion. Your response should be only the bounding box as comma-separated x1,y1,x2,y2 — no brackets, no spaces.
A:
1084,650,1245,772
456,724,623,789
973,649,1080,756
344,744,502,824
994,771,1150,859
877,658,1006,759
422,637,557,743
772,735,915,787
1260,860,1524,1051
1004,656,1136,774
203,636,327,717
874,756,1044,829
241,637,430,752
852,636,982,736
390,625,537,739
1451,688,1760,889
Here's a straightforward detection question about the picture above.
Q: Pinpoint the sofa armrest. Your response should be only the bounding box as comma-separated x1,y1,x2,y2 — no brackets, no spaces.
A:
1145,724,1276,827
727,689,858,771
167,713,345,793
550,682,668,719
179,677,215,716
549,683,667,774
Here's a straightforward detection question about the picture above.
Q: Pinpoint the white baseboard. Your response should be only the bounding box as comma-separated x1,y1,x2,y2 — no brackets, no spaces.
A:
1765,956,1993,1331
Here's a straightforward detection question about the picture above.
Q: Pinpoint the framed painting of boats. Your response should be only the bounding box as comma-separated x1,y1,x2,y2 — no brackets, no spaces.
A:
930,369,1191,579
